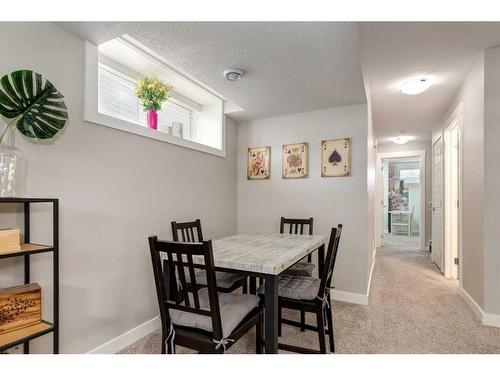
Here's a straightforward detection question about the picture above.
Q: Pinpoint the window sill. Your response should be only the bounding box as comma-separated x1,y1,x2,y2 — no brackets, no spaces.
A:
85,111,226,157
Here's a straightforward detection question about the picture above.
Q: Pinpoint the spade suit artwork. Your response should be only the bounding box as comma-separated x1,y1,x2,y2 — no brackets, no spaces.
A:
247,138,351,180
321,138,352,177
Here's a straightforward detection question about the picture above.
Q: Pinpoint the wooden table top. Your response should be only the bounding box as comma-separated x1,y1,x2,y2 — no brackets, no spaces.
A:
194,233,327,275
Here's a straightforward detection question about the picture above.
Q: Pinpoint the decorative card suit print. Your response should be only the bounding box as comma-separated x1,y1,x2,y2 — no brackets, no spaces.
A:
329,149,342,166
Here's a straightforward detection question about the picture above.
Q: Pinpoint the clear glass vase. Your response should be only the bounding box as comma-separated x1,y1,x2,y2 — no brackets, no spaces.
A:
0,125,26,197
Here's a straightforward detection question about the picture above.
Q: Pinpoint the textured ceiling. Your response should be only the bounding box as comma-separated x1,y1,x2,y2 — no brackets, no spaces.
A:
361,22,500,143
57,22,500,140
57,22,367,122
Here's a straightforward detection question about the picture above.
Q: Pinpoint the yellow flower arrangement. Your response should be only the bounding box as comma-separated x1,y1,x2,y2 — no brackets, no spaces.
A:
135,76,172,111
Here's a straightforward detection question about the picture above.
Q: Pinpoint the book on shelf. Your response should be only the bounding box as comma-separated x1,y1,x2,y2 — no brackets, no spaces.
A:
0,228,21,253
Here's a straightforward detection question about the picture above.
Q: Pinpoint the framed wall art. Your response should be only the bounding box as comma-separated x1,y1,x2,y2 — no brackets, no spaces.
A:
282,142,308,179
247,146,271,180
321,138,352,177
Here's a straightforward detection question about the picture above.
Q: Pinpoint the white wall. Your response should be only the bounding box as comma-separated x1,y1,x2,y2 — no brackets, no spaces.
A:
0,22,238,353
483,46,500,316
377,141,432,246
237,105,373,297
435,54,485,309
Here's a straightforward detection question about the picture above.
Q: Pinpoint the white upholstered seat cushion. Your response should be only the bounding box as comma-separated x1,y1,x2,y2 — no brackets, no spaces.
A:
258,274,321,300
194,270,246,289
169,288,259,337
282,261,315,277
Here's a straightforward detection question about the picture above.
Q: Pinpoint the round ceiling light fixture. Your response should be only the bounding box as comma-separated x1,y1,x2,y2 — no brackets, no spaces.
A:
223,68,245,81
400,77,431,95
392,131,412,145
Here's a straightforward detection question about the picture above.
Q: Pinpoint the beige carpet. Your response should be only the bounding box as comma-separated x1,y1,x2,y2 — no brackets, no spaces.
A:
119,238,500,354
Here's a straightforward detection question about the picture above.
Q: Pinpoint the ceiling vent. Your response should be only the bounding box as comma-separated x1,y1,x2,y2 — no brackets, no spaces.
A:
223,68,244,81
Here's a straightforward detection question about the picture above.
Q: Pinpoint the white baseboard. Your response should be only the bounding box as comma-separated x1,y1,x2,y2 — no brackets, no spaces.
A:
459,287,483,322
366,247,377,299
332,289,368,305
88,316,161,354
459,287,500,328
483,313,500,328
332,247,375,306
87,290,367,355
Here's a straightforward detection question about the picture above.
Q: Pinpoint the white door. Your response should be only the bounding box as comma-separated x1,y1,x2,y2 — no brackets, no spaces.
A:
432,136,444,271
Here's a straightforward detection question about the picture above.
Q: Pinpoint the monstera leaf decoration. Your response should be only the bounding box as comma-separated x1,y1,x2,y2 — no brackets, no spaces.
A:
0,70,68,141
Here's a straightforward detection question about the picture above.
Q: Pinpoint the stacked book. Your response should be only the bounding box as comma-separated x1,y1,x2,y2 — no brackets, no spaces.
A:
0,228,21,253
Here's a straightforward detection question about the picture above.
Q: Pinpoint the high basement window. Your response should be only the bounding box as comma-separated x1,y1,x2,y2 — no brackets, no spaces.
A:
84,36,227,157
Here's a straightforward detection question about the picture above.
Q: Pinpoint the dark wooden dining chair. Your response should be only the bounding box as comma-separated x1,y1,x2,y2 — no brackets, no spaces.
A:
259,225,342,353
280,217,315,276
278,217,315,333
149,236,263,354
171,220,248,294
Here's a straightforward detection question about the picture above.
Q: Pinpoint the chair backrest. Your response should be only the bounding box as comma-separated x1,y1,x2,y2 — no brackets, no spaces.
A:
148,236,223,340
318,225,343,298
280,217,314,235
171,219,203,243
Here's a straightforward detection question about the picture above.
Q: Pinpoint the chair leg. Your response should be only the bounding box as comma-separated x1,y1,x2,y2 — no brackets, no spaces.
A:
326,304,335,353
242,278,248,294
316,308,327,354
278,305,282,337
300,310,306,331
249,276,257,294
161,332,166,354
256,313,263,354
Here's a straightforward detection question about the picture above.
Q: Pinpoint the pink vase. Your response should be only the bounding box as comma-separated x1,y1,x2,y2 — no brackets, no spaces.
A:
147,109,158,130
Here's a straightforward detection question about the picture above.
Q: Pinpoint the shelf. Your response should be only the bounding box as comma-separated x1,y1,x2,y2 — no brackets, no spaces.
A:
0,321,54,350
0,243,54,259
0,197,58,203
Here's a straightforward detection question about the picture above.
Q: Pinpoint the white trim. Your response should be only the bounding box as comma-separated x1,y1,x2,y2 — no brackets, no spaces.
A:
483,313,500,328
459,287,483,322
366,247,377,299
84,41,226,158
375,157,383,248
332,289,368,305
87,316,161,354
443,105,464,283
459,287,500,328
376,149,427,250
87,286,371,354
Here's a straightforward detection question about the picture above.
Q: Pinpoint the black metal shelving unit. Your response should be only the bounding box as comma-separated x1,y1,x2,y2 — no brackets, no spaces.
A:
0,197,59,354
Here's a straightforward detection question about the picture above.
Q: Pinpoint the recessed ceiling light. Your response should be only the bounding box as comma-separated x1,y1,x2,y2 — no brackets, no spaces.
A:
392,135,412,145
401,77,431,95
223,68,245,81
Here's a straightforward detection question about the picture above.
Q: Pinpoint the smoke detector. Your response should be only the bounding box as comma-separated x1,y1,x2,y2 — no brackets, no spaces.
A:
223,68,244,81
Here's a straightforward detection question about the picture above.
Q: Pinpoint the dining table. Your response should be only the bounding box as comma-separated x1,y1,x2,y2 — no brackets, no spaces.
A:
197,233,328,354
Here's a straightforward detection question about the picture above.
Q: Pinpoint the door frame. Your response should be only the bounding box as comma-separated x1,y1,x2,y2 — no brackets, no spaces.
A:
376,149,427,250
443,104,464,282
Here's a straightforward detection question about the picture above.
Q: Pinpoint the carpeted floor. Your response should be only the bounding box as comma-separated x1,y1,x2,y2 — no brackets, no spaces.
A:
119,237,500,354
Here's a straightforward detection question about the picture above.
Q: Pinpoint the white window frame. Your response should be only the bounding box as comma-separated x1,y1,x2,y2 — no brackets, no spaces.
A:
97,63,199,139
84,41,226,157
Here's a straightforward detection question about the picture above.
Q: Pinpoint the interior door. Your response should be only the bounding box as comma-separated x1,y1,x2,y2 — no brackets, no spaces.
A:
432,135,444,271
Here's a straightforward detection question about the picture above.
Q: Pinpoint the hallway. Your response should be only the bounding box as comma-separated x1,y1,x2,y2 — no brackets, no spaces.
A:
120,242,500,354
334,245,500,353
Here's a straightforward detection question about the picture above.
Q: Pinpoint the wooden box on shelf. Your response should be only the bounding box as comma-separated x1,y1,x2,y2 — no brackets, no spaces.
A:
0,228,21,253
0,283,41,335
